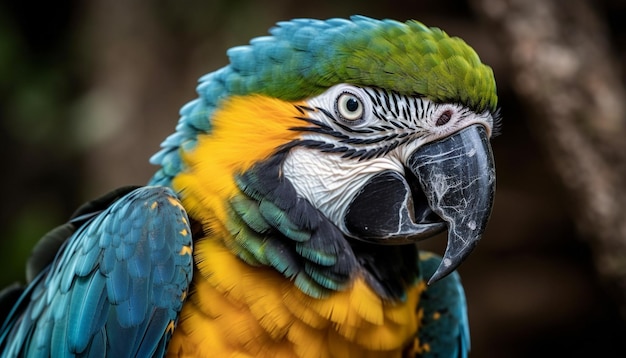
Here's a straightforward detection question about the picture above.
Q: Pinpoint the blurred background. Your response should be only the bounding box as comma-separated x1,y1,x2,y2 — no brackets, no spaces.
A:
1,0,625,356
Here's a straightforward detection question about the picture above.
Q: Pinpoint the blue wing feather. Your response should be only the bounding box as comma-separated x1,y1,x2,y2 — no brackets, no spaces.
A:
67,273,106,351
0,186,193,357
417,252,470,358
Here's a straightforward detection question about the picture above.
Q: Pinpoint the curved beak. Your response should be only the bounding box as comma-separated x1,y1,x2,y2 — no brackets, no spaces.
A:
408,124,495,284
343,124,495,283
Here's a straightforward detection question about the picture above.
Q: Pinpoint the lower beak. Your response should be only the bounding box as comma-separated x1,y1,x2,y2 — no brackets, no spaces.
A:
407,124,495,283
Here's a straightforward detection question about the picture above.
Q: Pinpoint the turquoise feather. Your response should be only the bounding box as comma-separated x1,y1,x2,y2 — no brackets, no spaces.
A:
417,252,471,358
0,187,192,357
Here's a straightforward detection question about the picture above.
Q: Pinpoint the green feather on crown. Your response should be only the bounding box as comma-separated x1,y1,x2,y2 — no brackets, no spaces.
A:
225,15,498,113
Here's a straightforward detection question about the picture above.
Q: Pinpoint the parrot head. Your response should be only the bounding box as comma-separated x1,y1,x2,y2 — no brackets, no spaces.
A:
150,16,499,296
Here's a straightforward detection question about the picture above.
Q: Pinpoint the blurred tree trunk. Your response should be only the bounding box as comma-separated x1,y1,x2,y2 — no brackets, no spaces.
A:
471,0,626,313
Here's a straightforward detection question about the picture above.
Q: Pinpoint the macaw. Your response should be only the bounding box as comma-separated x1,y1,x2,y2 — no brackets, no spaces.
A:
0,15,498,357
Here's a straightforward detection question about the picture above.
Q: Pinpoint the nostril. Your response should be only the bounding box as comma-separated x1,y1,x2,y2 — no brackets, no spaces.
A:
436,110,452,126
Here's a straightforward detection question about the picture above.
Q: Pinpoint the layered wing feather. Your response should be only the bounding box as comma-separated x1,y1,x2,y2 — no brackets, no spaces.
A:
0,186,192,357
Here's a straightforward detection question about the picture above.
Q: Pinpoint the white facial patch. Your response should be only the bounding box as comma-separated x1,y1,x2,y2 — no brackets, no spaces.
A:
281,83,496,233
281,146,404,233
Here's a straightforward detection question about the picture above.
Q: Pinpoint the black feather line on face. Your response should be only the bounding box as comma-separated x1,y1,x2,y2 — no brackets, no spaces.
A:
288,104,423,161
316,107,374,134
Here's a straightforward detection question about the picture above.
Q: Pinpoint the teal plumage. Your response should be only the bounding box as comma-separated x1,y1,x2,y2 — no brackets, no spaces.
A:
418,253,470,358
0,187,192,357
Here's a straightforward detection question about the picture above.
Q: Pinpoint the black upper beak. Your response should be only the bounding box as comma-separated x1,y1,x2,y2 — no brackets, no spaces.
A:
408,124,495,283
344,124,495,283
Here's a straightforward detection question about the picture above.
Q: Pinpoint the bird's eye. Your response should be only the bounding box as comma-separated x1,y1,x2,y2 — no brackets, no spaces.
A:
336,92,364,122
436,110,453,126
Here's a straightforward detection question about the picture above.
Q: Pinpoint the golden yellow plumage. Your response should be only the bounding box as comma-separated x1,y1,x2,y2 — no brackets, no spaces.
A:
172,95,305,230
166,238,425,357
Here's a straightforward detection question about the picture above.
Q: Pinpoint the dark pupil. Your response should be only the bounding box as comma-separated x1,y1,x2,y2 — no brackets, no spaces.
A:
346,98,359,112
